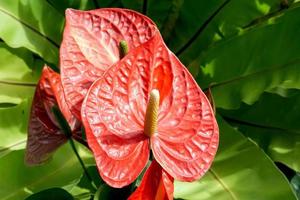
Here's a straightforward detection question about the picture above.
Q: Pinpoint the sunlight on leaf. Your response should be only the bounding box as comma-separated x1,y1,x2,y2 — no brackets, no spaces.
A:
0,144,93,200
174,116,297,200
197,5,300,109
220,90,300,171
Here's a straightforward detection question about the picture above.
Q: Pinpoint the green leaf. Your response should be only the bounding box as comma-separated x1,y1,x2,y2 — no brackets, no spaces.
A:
25,188,73,200
0,0,64,64
174,116,297,200
0,100,31,157
76,165,103,191
0,43,34,80
122,0,226,49
46,0,96,14
0,42,41,104
0,144,92,200
0,83,35,105
93,183,134,200
174,0,291,65
197,4,300,109
291,173,300,199
220,90,300,172
121,0,186,29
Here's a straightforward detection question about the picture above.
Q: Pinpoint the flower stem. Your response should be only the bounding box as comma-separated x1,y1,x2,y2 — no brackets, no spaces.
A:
72,133,90,149
52,106,97,190
68,136,97,190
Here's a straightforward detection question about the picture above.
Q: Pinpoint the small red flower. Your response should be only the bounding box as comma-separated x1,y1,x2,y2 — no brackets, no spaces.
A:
128,160,174,200
81,33,219,188
25,66,80,165
60,8,158,120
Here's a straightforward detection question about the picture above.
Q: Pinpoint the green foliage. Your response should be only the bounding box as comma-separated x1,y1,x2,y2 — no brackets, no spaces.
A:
93,183,135,200
0,0,64,64
174,116,297,200
0,0,299,199
220,90,300,172
0,42,39,104
292,173,300,198
76,165,103,192
197,4,300,109
0,144,92,200
25,188,73,200
0,100,30,157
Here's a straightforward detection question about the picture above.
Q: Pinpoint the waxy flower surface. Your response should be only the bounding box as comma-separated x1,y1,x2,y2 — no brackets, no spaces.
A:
81,33,219,188
60,8,158,119
26,8,157,164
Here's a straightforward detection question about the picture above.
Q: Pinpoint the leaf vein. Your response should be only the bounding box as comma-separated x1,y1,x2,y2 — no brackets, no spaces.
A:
0,7,59,48
208,168,238,200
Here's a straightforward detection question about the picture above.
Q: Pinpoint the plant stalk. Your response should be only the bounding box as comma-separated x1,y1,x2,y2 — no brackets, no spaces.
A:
52,106,97,190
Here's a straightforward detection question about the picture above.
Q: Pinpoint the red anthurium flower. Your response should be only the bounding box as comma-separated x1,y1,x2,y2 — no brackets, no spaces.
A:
25,66,80,165
81,33,219,188
60,8,158,120
128,160,174,200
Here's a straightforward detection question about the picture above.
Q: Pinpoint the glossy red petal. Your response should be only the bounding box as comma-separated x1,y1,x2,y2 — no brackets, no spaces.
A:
81,50,152,187
81,36,163,187
152,54,219,181
82,32,218,184
128,160,174,200
25,66,79,165
81,103,149,188
47,68,80,130
60,8,158,119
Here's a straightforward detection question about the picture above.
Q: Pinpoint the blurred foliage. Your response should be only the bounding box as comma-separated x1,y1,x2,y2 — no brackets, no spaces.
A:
0,0,299,199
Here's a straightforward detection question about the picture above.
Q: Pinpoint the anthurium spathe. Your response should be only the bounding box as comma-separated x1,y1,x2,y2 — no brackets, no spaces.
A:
81,33,219,188
60,8,158,120
128,160,174,200
25,66,80,165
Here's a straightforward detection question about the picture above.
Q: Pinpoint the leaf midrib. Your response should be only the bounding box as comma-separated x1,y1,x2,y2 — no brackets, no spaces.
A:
0,80,36,87
0,139,26,154
222,115,300,135
175,0,231,56
208,168,238,200
204,58,300,91
0,7,59,48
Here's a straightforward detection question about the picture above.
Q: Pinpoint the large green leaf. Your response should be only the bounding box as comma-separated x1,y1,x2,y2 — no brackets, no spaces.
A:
0,43,33,80
0,43,37,155
46,0,96,14
173,0,295,65
122,0,186,33
220,90,300,172
0,0,64,64
25,188,73,200
0,144,93,200
174,116,297,200
47,0,124,14
67,165,102,200
0,83,35,104
0,42,41,104
291,173,300,199
196,4,300,109
0,100,31,157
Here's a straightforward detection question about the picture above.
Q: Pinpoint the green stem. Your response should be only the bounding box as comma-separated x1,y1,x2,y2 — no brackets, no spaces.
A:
52,106,97,190
68,137,97,190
